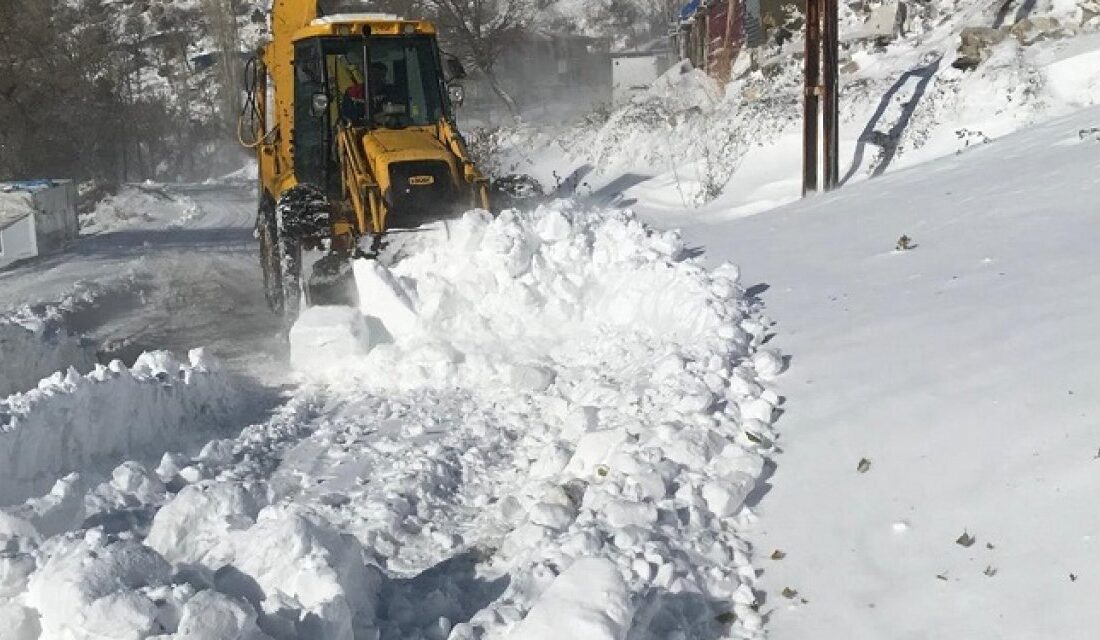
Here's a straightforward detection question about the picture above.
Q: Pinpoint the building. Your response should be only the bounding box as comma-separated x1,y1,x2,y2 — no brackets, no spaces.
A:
611,39,677,104
461,31,613,123
0,181,79,270
677,0,770,82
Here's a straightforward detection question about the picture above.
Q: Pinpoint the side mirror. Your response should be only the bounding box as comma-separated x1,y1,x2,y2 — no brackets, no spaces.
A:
448,82,465,107
445,56,467,80
310,92,329,117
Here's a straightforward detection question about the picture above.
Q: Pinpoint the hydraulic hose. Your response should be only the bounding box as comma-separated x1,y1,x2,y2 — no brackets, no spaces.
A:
238,56,276,148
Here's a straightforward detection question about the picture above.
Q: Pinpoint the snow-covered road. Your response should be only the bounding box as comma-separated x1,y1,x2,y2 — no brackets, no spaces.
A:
0,183,286,385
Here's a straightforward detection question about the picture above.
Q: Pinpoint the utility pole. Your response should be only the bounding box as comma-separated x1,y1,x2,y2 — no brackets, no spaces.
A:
803,0,840,195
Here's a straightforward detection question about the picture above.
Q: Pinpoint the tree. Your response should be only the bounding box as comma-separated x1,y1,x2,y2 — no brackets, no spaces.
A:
421,0,530,115
200,0,244,137
0,0,246,182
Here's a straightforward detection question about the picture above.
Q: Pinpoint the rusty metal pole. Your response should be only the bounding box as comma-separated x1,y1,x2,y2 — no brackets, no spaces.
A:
803,0,821,195
822,0,840,189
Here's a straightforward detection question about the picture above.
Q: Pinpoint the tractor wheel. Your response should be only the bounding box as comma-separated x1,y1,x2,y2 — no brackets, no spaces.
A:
276,184,331,238
275,185,332,325
257,194,284,313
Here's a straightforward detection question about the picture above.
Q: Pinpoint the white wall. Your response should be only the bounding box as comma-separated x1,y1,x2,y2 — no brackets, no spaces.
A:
31,182,79,254
612,55,662,104
0,216,38,269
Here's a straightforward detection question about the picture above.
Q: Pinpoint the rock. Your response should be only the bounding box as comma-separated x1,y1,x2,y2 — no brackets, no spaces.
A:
1009,16,1063,45
954,26,1006,70
1081,1,1100,24
862,1,908,42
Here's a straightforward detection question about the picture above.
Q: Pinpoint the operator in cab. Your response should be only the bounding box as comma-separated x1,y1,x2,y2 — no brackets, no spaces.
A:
341,62,393,124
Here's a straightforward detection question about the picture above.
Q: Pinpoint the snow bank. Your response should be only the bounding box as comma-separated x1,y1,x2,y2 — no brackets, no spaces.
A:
701,104,1100,639
289,203,780,638
295,204,736,391
0,317,95,398
81,186,203,233
0,350,240,505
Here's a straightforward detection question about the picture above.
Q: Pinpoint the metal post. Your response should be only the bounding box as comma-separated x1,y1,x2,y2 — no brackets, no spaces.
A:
822,0,840,189
803,0,821,195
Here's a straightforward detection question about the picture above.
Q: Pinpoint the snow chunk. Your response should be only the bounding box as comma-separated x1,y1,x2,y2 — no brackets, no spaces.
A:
25,538,170,638
146,481,259,568
507,557,632,640
0,602,41,640
353,259,420,339
226,505,381,640
175,590,268,640
751,349,785,380
290,306,376,373
567,428,629,479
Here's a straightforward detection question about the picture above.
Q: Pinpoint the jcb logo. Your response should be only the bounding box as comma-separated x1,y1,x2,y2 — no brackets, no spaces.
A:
409,175,435,186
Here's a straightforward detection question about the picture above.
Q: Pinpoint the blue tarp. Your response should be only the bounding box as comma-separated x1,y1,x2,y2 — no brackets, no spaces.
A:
0,180,56,194
679,0,701,22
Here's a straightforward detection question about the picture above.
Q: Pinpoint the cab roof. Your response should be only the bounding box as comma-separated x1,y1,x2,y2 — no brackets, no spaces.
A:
294,14,437,40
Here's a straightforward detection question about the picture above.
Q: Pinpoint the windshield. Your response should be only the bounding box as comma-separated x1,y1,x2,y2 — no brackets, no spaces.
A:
325,36,446,129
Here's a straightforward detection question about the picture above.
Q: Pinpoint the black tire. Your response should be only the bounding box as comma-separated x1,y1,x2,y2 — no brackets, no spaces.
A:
276,184,332,238
490,173,544,213
257,194,283,314
274,184,332,325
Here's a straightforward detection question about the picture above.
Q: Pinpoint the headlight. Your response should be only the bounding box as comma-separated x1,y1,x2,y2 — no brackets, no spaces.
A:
448,83,465,106
311,92,330,116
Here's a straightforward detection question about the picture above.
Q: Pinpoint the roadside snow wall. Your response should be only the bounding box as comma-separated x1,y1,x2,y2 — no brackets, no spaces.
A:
0,350,240,505
0,317,95,398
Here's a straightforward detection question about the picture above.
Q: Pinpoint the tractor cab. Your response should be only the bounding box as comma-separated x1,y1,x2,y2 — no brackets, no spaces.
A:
289,19,466,205
244,9,488,321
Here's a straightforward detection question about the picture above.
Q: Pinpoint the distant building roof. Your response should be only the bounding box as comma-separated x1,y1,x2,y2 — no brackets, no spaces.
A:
1,179,58,194
679,0,702,22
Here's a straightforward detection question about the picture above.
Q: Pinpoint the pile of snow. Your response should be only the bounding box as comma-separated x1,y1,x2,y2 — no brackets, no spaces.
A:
0,316,95,398
206,159,259,186
0,276,155,397
146,500,382,640
0,202,784,639
0,350,240,506
295,205,741,390
287,204,783,638
81,187,204,234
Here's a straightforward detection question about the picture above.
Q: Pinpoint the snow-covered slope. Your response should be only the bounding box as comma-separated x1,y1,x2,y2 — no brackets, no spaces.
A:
670,105,1100,638
487,0,1100,217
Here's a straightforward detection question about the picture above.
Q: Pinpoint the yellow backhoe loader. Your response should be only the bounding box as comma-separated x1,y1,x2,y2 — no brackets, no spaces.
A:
239,0,490,321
